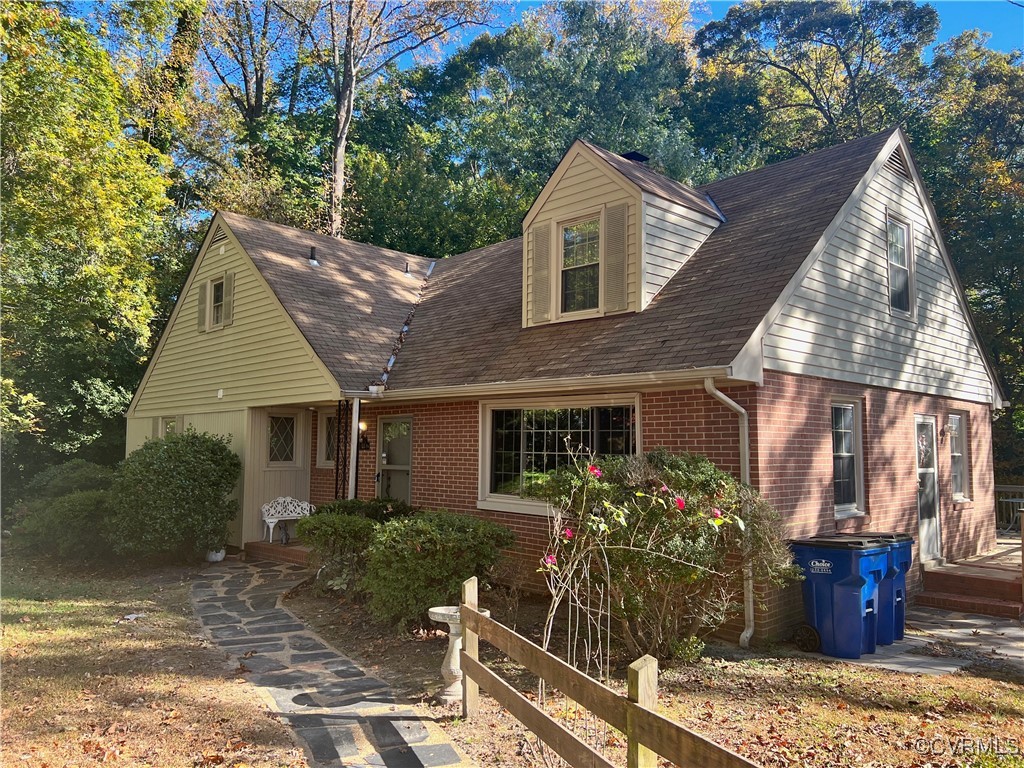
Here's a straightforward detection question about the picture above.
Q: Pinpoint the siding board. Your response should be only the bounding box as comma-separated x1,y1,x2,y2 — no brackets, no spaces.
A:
642,197,718,307
763,165,993,403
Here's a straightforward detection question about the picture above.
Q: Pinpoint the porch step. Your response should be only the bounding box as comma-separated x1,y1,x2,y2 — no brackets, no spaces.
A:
244,540,312,567
914,591,1024,620
923,563,1022,603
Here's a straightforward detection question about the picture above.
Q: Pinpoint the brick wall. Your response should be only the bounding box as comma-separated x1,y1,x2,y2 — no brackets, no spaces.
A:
301,375,996,641
752,370,996,639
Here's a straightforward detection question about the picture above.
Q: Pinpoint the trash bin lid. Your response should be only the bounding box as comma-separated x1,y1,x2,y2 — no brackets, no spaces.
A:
792,535,888,550
858,531,914,543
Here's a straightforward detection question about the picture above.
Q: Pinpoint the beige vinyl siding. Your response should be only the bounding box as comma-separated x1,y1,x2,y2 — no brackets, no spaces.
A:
641,194,719,308
524,152,640,326
182,410,248,546
132,230,338,416
763,164,994,404
125,417,154,454
242,408,311,544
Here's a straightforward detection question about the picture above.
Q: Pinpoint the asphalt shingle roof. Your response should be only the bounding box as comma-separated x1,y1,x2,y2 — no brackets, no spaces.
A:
218,211,431,392
384,129,897,390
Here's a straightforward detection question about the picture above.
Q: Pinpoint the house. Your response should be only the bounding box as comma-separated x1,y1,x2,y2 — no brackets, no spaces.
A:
126,126,1006,639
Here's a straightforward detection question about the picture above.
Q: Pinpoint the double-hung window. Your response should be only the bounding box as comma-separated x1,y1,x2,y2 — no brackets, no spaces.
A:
561,218,600,314
210,278,226,326
831,400,864,516
887,216,912,314
485,400,637,509
948,412,969,500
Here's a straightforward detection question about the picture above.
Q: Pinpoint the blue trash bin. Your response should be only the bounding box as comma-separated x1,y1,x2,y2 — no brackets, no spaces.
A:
857,532,914,644
791,536,890,659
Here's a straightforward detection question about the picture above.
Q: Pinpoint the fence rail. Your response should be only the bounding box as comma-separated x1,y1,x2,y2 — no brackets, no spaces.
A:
459,577,758,768
996,485,1024,533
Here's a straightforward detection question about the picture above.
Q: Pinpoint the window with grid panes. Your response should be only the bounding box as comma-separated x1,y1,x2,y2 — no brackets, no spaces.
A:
948,413,969,499
832,403,859,510
490,405,634,498
268,415,295,463
887,218,911,313
561,218,600,313
323,415,338,463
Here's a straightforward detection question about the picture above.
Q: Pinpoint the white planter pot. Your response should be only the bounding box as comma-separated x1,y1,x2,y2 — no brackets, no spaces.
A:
206,549,226,563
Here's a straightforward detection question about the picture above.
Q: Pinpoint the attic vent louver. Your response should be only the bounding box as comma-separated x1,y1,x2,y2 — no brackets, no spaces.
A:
621,151,649,164
211,225,228,245
884,149,910,180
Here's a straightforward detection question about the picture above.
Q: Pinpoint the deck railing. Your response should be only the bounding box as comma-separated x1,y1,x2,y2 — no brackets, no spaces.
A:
995,485,1024,534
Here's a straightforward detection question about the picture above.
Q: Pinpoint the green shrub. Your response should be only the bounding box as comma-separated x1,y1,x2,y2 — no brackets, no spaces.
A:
313,497,416,522
14,490,113,560
543,450,801,659
110,429,241,558
25,459,115,499
363,510,515,628
297,513,378,591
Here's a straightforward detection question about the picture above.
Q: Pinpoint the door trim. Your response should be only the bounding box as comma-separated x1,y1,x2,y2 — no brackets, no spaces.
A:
914,414,942,564
375,415,413,503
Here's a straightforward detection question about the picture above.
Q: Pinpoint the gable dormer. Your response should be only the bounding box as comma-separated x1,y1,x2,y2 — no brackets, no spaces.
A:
522,140,723,328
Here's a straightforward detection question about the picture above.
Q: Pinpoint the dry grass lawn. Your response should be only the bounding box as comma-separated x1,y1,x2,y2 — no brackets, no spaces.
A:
1,552,307,768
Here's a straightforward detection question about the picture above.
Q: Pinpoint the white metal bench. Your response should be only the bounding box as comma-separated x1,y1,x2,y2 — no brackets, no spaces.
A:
261,496,315,544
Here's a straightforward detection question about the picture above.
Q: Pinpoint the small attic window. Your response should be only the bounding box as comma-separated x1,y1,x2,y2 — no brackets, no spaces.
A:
561,218,600,313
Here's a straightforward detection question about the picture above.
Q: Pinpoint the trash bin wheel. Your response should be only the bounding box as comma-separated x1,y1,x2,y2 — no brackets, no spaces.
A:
794,624,820,652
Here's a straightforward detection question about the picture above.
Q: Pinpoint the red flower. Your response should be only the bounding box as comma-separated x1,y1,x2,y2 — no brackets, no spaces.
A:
587,464,603,478
544,554,557,566
675,497,686,511
712,508,723,519
563,528,574,539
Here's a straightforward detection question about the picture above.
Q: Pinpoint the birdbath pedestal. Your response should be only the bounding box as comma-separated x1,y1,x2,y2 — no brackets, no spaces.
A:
428,605,489,704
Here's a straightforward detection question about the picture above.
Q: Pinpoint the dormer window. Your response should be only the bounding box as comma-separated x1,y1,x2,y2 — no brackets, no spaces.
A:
561,218,600,313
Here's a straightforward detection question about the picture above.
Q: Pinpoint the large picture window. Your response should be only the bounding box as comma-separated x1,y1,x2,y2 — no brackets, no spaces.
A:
490,404,634,499
561,218,600,313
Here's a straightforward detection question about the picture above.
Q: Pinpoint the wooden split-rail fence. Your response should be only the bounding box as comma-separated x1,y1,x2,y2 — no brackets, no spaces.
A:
459,577,759,768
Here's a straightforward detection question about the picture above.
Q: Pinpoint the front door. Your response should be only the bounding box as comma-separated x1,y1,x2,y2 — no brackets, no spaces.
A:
377,417,412,504
915,415,942,562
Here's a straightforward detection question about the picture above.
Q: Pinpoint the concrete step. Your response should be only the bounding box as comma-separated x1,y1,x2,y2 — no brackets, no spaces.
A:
244,540,312,567
913,590,1024,620
923,564,1022,603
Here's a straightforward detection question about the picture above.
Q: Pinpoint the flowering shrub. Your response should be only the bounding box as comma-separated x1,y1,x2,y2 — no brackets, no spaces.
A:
542,449,799,659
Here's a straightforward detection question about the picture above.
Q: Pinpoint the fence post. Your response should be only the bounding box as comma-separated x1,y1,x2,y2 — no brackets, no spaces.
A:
461,576,479,718
627,655,658,768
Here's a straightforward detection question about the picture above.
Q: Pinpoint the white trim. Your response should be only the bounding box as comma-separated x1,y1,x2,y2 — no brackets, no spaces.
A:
947,409,971,502
556,209,604,320
208,275,227,330
316,409,340,469
477,394,643,516
343,366,735,404
831,397,866,519
266,410,301,469
347,398,361,499
884,212,915,320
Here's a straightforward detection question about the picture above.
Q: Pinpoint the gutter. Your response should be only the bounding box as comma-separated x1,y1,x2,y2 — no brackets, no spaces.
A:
704,377,756,650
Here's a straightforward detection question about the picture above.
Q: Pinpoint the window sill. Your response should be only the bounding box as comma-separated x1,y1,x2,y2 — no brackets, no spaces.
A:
477,495,551,518
835,507,867,521
952,496,971,505
316,461,339,470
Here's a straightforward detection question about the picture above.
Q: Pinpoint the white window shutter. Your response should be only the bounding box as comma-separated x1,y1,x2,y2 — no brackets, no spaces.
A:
531,221,551,323
604,203,628,312
222,271,235,327
197,280,208,332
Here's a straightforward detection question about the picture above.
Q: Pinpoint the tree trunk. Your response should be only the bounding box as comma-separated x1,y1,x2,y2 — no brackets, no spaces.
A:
328,1,358,238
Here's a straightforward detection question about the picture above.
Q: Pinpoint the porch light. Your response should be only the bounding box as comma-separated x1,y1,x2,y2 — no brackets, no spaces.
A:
358,420,370,451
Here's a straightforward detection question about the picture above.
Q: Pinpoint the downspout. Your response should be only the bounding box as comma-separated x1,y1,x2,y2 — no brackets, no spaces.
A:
704,377,755,649
347,397,361,500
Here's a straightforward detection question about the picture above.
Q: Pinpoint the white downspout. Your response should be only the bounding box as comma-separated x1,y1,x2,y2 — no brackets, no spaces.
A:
704,377,756,649
347,397,361,500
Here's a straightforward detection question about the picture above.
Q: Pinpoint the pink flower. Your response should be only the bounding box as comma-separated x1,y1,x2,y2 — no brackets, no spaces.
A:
712,508,723,519
587,464,602,478
675,497,686,511
563,528,574,540
660,484,670,493
544,554,557,566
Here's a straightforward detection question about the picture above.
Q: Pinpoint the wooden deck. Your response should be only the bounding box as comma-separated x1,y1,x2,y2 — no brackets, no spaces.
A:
917,538,1023,619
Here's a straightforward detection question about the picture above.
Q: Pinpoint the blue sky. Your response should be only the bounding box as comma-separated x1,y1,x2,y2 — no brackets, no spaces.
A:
497,1,1023,54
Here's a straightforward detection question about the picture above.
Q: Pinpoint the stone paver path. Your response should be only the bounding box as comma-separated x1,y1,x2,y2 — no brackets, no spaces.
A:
192,560,473,768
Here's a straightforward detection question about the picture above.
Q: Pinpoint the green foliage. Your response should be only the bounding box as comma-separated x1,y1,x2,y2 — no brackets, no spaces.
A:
544,451,800,659
363,510,515,628
13,490,114,561
25,459,115,500
110,429,241,558
297,513,378,592
313,497,416,522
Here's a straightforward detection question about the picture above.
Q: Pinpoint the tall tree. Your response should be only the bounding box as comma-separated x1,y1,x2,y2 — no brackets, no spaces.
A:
1,2,171,492
695,0,938,153
284,0,494,236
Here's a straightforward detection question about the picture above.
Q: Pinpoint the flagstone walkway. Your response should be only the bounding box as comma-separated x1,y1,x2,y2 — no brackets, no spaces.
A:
191,560,473,768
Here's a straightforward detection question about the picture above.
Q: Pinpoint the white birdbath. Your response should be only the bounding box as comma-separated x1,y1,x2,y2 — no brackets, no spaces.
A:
428,605,489,704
